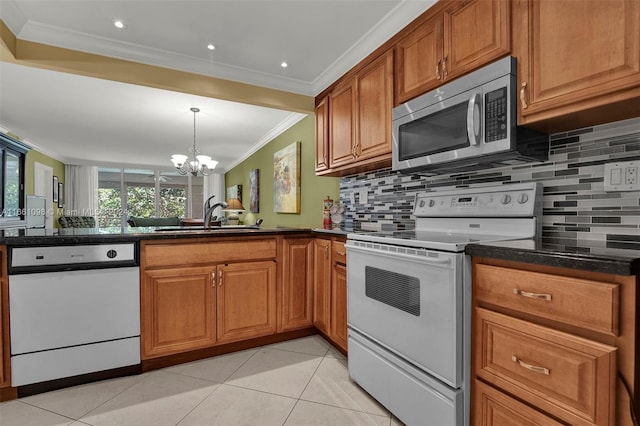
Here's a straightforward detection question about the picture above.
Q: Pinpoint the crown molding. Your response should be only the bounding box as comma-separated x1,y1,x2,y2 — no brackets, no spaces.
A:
225,112,307,172
7,1,435,97
16,20,316,95
0,1,27,35
312,0,436,95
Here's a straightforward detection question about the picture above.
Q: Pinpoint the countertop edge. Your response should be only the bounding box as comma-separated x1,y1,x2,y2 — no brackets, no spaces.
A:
466,242,640,276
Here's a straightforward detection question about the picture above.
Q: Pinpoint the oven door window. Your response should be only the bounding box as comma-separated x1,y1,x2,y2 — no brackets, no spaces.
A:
365,266,420,316
397,101,469,161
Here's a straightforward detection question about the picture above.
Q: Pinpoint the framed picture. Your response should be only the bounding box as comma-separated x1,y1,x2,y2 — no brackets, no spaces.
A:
226,184,242,203
52,176,59,202
58,182,64,208
249,169,259,213
273,141,300,213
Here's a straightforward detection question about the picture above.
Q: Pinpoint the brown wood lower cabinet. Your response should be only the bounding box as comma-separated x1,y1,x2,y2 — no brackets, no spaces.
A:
312,237,348,353
140,238,279,360
217,261,276,344
472,256,638,426
475,380,563,426
330,262,347,351
281,238,314,332
0,245,12,399
141,266,217,358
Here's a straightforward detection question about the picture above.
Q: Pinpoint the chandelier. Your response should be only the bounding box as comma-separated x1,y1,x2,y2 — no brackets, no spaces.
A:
171,107,218,176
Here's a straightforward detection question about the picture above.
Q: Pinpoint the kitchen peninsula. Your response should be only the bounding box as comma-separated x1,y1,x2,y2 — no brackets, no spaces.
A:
0,226,347,400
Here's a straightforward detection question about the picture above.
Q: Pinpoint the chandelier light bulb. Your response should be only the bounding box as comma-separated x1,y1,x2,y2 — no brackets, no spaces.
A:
171,108,217,176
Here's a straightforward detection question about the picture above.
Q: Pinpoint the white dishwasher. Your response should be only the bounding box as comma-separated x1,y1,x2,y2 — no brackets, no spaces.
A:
8,243,141,389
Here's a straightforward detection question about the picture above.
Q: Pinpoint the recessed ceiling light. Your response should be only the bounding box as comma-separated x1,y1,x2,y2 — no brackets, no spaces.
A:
113,20,126,29
207,44,215,51
281,62,288,68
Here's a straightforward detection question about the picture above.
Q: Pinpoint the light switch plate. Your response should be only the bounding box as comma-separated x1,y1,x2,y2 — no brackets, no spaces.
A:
604,161,640,191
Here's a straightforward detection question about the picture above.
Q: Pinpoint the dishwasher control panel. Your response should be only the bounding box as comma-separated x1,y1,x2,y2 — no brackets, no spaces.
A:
10,243,137,269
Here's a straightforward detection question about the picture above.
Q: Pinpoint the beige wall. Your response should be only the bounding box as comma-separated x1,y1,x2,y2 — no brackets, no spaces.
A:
25,150,65,226
225,115,340,228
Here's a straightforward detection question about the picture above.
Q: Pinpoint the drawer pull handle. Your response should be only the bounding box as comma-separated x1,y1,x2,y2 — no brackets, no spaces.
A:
513,288,552,301
336,251,346,256
512,356,550,375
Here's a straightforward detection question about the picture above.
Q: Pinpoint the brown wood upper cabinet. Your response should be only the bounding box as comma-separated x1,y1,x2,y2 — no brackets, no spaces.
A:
513,0,640,132
395,0,510,105
317,50,393,177
314,96,329,173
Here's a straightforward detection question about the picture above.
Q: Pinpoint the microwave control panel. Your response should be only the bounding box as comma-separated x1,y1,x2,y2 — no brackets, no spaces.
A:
485,87,508,142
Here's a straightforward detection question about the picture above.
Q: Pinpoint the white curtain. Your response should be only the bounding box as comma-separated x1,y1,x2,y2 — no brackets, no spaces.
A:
64,165,98,220
203,173,226,218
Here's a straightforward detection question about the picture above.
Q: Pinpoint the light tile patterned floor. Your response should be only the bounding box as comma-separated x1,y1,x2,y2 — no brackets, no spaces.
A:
0,335,406,426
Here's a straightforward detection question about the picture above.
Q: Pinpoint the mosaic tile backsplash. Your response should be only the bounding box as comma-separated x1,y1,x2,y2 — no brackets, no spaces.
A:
340,117,640,251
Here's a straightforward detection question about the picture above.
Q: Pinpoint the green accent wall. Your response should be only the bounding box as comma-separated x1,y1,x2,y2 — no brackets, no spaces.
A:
25,150,65,226
225,115,339,227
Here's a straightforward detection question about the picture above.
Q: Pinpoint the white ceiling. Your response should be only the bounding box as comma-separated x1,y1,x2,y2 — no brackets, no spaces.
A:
0,0,434,172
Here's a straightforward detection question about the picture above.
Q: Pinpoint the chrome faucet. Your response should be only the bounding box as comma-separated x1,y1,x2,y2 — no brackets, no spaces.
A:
204,201,228,229
203,195,217,218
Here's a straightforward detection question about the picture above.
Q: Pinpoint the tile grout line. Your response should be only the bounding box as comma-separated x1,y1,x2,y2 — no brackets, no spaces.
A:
9,400,77,424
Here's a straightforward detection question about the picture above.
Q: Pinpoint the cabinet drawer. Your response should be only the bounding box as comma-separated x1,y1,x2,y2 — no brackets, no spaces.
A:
475,264,620,336
475,308,616,426
474,380,563,426
142,239,277,268
332,240,346,265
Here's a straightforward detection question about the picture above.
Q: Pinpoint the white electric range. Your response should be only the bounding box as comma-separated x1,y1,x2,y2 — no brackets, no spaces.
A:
346,182,542,426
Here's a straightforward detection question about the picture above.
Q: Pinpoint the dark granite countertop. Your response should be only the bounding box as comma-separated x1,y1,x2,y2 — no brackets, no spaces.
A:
0,226,313,246
466,238,640,276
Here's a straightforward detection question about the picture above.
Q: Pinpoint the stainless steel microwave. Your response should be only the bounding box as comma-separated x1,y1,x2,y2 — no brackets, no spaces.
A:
392,56,549,174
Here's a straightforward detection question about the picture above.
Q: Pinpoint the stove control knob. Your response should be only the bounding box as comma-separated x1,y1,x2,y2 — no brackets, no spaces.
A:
419,200,426,208
517,193,529,204
500,194,512,205
428,199,435,207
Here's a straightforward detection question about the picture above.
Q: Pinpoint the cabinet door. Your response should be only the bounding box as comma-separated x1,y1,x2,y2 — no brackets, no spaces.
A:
475,307,616,426
395,13,443,104
217,261,276,344
328,80,357,169
474,380,563,426
282,238,314,331
315,97,330,172
313,239,332,335
331,263,348,352
443,0,510,81
514,0,640,127
356,51,394,162
141,266,216,359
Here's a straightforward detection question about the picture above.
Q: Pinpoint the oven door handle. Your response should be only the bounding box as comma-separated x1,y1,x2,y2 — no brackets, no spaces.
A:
346,244,454,268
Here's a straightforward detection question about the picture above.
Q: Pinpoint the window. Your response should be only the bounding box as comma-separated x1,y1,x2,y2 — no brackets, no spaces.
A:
98,167,203,227
0,133,28,221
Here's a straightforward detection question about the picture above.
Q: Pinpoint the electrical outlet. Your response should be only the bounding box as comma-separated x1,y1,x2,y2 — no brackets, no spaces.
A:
604,161,640,191
625,166,638,185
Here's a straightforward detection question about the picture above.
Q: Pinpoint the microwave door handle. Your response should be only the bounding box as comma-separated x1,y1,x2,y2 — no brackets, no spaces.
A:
466,93,482,146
